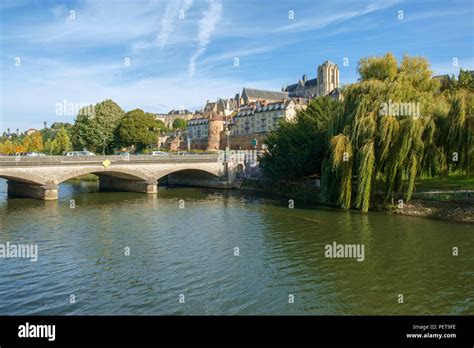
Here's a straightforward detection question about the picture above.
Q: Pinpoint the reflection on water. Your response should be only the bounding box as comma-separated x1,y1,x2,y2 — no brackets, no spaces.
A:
0,179,472,315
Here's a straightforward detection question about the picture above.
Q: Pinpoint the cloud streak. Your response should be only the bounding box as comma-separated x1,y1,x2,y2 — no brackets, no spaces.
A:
157,0,194,49
188,0,223,77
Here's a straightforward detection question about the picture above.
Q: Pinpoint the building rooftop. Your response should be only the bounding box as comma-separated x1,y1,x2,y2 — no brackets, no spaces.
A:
235,99,300,118
242,88,289,101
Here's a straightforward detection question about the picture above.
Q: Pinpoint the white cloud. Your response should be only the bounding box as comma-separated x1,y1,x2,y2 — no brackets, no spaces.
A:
188,0,223,77
157,0,194,49
1,0,164,45
276,1,400,33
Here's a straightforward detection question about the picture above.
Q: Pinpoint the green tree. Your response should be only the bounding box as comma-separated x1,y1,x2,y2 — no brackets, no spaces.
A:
43,128,72,155
358,53,398,82
323,54,447,212
0,139,14,154
22,132,44,152
457,69,474,91
146,113,168,132
71,99,124,154
440,69,474,93
55,128,73,154
445,91,473,174
260,97,342,181
115,109,157,151
172,118,187,130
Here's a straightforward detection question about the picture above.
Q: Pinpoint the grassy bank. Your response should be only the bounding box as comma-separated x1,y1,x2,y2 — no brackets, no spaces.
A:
415,174,474,191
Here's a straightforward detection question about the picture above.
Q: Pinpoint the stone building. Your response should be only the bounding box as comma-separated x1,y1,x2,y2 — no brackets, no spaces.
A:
283,60,341,99
232,98,307,136
207,112,224,151
155,109,195,128
187,97,237,141
203,98,237,117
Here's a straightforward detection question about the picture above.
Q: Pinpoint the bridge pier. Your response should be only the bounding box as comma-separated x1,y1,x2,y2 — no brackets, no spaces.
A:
168,174,232,188
7,181,58,200
99,177,157,194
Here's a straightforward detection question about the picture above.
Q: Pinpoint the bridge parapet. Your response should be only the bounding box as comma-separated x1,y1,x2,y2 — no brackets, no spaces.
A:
0,154,220,166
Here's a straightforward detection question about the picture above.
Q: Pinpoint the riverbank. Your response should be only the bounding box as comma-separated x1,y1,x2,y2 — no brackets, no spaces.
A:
383,200,474,224
240,178,474,224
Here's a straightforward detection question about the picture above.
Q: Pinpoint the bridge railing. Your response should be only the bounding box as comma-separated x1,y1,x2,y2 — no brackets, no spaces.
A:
0,154,220,166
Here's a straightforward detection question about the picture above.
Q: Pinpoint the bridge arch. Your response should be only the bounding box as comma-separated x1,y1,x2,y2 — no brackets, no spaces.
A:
0,171,47,185
155,168,221,181
55,167,155,184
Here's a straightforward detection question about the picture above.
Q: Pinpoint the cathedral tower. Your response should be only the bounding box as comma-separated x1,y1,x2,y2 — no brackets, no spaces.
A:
317,61,339,96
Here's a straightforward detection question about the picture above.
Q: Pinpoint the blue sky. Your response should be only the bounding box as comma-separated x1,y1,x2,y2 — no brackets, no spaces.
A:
0,0,473,131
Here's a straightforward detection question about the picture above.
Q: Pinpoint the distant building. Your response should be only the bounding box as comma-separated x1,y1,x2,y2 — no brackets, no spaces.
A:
203,98,237,117
432,74,450,81
232,98,307,136
187,97,238,140
283,61,341,100
241,88,289,104
187,117,209,140
155,109,195,128
24,129,39,136
328,87,343,101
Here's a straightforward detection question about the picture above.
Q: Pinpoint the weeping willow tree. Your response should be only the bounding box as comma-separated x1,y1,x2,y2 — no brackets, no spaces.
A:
322,53,446,212
445,91,474,174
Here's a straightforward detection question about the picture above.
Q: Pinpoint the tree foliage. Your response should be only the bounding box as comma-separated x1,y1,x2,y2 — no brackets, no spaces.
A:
260,97,343,181
322,54,473,212
48,128,73,155
115,109,159,151
358,53,398,82
172,118,187,130
22,132,44,152
71,99,124,154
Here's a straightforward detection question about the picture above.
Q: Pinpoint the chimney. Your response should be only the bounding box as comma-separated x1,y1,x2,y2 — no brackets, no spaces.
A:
302,74,307,82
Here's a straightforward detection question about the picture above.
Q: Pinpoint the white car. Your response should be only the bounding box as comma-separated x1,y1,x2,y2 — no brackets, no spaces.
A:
25,152,46,156
65,151,96,156
150,151,169,156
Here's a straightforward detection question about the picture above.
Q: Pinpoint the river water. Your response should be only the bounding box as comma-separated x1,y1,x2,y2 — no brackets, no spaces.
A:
0,179,472,315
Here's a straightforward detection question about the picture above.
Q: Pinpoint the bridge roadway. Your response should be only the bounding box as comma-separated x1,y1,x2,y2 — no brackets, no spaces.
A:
0,154,243,200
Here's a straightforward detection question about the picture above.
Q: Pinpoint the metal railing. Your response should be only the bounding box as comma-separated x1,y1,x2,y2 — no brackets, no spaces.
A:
412,189,474,204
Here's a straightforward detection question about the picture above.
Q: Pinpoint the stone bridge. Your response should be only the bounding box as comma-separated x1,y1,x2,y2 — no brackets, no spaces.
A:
0,154,245,200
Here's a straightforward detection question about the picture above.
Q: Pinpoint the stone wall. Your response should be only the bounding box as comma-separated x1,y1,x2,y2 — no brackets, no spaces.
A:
220,133,267,150
187,132,267,151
